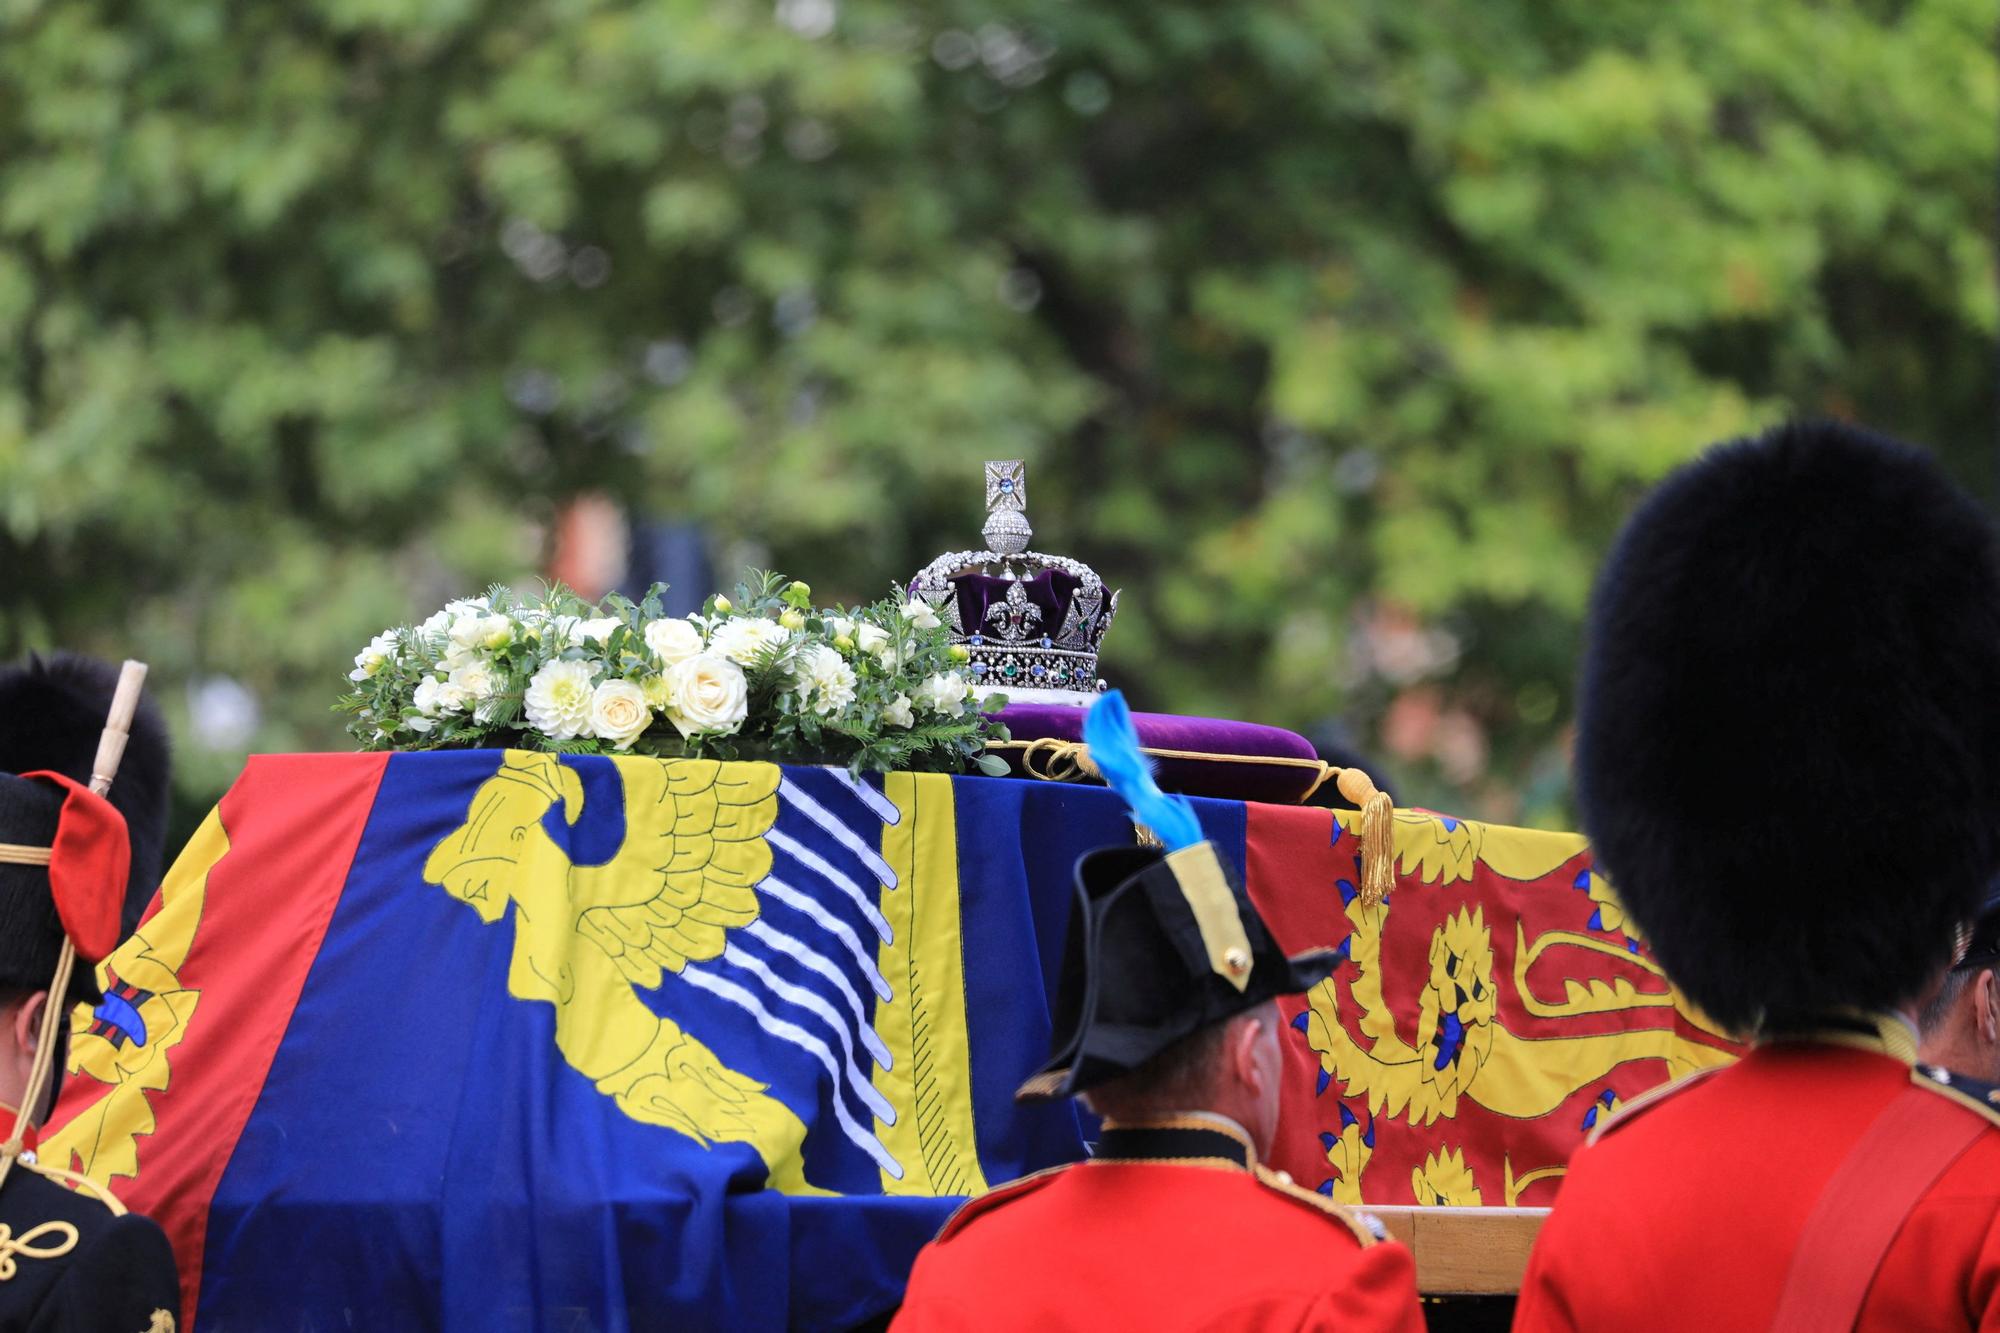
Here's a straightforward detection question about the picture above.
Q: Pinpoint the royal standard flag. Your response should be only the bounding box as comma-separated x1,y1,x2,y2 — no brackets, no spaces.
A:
47,752,1731,1328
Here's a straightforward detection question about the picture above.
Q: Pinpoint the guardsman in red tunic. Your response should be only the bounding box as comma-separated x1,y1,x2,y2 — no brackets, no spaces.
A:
893,693,1422,1333
1515,422,2000,1332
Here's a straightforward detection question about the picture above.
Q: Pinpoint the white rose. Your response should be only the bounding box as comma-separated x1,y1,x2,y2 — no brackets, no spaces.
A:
450,612,514,653
883,694,915,729
523,658,599,739
349,631,399,681
916,671,969,716
418,608,453,636
589,680,652,750
447,656,500,701
825,616,856,641
902,599,942,630
412,675,445,716
855,623,890,657
444,596,491,616
435,682,472,714
666,653,749,737
708,616,791,667
643,617,706,668
577,616,624,645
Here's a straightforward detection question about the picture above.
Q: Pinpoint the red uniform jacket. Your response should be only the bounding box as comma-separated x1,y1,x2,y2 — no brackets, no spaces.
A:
892,1116,1423,1332
1516,1015,2000,1332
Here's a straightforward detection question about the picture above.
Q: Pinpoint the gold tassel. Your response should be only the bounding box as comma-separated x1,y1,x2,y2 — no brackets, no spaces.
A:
1335,768,1396,908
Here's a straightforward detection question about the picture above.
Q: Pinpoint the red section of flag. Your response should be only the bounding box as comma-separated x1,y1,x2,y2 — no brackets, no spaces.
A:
1244,802,1734,1210
58,753,385,1328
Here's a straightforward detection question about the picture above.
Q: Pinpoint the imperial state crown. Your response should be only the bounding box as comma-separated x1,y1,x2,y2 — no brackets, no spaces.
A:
908,461,1117,705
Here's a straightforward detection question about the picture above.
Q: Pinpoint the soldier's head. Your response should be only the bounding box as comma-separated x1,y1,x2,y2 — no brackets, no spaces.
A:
1016,692,1336,1158
0,771,127,1126
1080,1001,1287,1155
1918,890,2000,1084
1577,421,2000,1035
0,655,161,1125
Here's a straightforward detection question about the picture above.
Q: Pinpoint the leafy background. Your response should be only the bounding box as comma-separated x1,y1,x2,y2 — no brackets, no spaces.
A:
1,0,1992,840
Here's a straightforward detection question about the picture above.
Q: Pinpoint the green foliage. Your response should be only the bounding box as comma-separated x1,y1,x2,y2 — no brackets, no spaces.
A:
0,0,1991,826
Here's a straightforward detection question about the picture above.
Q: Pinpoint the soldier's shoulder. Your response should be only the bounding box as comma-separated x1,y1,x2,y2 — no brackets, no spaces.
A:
1915,1063,2000,1130
931,1163,1073,1244
1248,1164,1387,1249
0,1164,179,1329
1586,1064,1730,1145
0,1161,120,1230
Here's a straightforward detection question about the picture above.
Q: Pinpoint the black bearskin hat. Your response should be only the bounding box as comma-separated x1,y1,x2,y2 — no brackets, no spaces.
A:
0,654,170,939
1576,422,2000,1034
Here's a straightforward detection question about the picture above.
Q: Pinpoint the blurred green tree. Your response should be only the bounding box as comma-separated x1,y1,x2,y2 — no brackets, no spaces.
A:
0,0,1991,828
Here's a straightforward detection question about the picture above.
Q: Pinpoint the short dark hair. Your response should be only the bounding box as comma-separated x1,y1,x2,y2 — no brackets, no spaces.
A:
1921,966,1980,1036
1081,1005,1274,1122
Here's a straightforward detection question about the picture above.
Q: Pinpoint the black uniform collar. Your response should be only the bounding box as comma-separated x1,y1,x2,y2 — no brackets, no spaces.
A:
1092,1114,1255,1170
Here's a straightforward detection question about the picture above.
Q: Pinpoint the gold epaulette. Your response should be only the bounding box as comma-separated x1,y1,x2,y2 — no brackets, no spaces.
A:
1912,1066,2000,1131
932,1163,1071,1243
1587,1065,1726,1146
1252,1163,1384,1247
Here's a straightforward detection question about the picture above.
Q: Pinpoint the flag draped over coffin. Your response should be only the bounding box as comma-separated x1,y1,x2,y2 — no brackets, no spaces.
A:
44,751,1732,1329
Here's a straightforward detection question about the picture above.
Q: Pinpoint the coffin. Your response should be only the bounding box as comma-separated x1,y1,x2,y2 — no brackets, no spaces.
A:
47,750,1732,1329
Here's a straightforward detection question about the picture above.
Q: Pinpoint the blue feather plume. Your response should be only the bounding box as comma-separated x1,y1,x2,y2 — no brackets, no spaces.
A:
1082,690,1204,851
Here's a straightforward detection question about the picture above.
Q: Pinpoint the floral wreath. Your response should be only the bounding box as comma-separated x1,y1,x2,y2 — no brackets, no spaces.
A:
336,572,1010,774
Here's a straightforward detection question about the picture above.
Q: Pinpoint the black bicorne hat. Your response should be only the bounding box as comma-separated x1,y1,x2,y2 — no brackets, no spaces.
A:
1017,840,1336,1101
1576,421,2000,1034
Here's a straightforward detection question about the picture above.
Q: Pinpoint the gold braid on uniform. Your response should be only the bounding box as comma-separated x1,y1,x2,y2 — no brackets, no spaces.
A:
0,1220,77,1280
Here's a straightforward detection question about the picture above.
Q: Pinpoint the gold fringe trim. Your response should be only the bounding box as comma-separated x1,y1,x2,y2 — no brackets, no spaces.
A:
984,737,1397,906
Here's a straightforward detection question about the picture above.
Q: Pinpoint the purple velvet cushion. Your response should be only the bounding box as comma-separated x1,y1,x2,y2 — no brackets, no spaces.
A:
994,704,1323,804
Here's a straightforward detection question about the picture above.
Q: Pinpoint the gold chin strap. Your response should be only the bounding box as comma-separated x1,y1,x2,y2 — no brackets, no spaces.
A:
0,846,51,867
0,936,77,1202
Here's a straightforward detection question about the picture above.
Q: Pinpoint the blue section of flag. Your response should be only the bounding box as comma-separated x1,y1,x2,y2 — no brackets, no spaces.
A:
952,777,1124,1179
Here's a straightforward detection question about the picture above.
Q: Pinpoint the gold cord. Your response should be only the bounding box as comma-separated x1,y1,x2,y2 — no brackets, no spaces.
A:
985,737,1342,802
0,845,51,867
0,1219,77,1281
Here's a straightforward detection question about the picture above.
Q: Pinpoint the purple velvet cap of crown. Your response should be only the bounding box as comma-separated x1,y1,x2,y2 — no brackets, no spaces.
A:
994,703,1321,804
941,569,1081,644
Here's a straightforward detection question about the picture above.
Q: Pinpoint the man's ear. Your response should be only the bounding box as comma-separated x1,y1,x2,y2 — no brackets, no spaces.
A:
1227,1012,1265,1091
9,992,44,1059
1980,969,2000,1044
